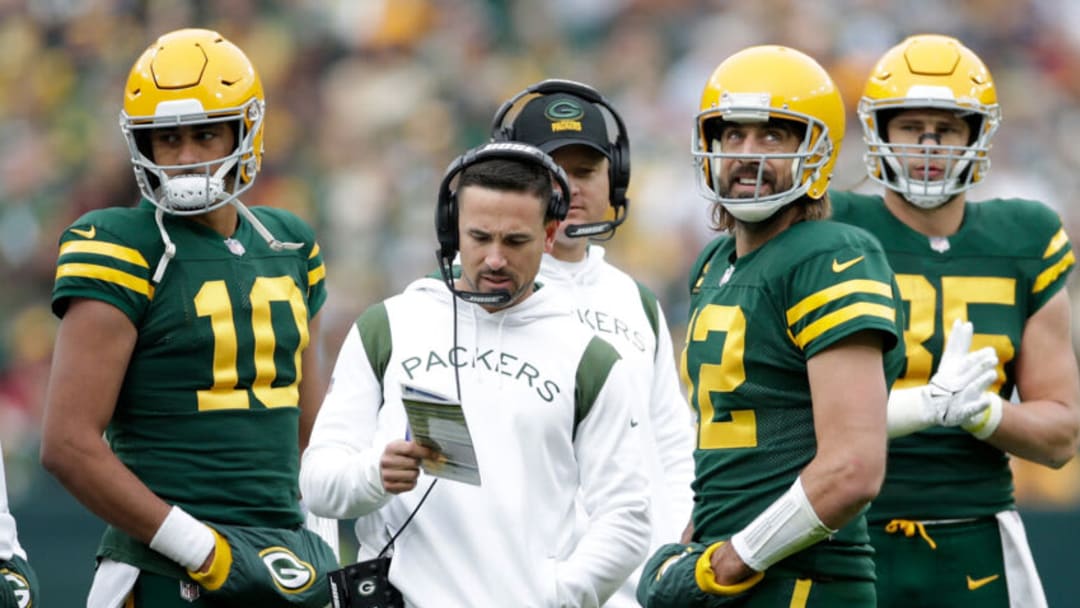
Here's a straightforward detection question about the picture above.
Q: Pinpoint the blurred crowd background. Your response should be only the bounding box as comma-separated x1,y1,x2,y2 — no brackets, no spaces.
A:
3,0,1080,601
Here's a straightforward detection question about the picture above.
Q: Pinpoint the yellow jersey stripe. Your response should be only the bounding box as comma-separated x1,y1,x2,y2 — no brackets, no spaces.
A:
786,279,893,325
56,263,154,298
1043,228,1069,259
792,302,896,348
1033,250,1075,294
308,263,326,286
789,578,813,608
59,240,149,268
308,243,321,260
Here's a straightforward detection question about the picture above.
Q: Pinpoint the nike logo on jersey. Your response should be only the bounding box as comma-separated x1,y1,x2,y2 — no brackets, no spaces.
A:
630,418,639,428
831,255,864,273
71,225,96,239
966,574,1000,590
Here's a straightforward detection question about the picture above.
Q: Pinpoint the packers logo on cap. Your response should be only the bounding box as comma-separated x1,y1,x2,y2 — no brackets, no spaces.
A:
545,99,585,133
259,547,317,594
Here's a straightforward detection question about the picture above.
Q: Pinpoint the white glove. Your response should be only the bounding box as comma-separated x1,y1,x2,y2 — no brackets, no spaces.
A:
887,319,999,438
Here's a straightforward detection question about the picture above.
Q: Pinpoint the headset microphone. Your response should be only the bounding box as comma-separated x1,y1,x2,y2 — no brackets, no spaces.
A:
563,205,629,238
436,255,512,307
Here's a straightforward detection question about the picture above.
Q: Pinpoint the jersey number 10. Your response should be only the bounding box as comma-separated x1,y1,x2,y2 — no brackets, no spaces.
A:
194,276,309,411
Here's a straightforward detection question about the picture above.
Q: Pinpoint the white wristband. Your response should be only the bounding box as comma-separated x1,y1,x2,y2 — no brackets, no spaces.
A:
149,506,216,571
963,392,1004,440
730,477,836,572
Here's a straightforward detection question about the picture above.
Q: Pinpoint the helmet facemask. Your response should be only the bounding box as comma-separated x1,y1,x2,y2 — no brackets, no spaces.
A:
859,34,1001,210
121,28,300,286
860,96,999,209
694,98,833,223
121,97,264,216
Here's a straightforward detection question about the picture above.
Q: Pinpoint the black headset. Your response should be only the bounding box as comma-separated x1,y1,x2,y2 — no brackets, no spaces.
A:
490,79,631,238
434,141,571,305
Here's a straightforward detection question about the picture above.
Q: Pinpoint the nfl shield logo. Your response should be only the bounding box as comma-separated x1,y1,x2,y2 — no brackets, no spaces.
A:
179,580,201,602
224,238,246,256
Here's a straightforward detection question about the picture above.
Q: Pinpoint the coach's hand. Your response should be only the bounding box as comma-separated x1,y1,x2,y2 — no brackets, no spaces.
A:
380,440,435,494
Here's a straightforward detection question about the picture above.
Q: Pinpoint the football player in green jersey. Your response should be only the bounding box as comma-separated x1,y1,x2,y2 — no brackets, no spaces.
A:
831,34,1080,608
40,29,336,607
637,46,905,607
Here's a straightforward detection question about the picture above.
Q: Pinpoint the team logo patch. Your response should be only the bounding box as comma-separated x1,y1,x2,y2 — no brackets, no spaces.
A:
1,569,32,608
544,99,585,122
259,546,317,594
357,576,378,596
178,580,200,602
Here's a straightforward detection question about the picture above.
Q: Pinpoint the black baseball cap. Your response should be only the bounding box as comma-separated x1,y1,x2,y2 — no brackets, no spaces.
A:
510,93,611,158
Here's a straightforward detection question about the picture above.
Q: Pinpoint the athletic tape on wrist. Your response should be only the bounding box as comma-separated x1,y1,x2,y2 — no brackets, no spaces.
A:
149,505,216,571
963,392,1004,440
730,477,836,572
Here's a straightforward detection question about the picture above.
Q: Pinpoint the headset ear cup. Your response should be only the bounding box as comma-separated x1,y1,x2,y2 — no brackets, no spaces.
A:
545,156,571,221
551,189,567,221
436,188,458,259
610,137,631,209
446,194,458,254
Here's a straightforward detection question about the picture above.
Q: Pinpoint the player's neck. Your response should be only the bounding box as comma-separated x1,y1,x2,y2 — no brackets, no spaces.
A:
188,204,240,238
733,205,800,258
882,190,965,237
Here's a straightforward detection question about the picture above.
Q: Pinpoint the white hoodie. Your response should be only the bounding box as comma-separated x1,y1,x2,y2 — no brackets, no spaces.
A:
0,440,26,562
300,277,650,608
540,246,695,607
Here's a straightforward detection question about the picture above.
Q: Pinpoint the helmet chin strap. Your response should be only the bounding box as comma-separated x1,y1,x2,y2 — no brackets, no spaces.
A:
152,207,178,284
235,201,303,251
151,158,302,284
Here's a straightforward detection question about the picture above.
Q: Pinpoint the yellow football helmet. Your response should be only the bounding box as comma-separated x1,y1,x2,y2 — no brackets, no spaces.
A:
694,45,844,223
859,34,1000,208
120,28,265,215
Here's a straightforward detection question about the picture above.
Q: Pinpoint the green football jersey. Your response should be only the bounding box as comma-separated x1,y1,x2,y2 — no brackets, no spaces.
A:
52,200,327,575
831,191,1075,521
683,219,905,581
